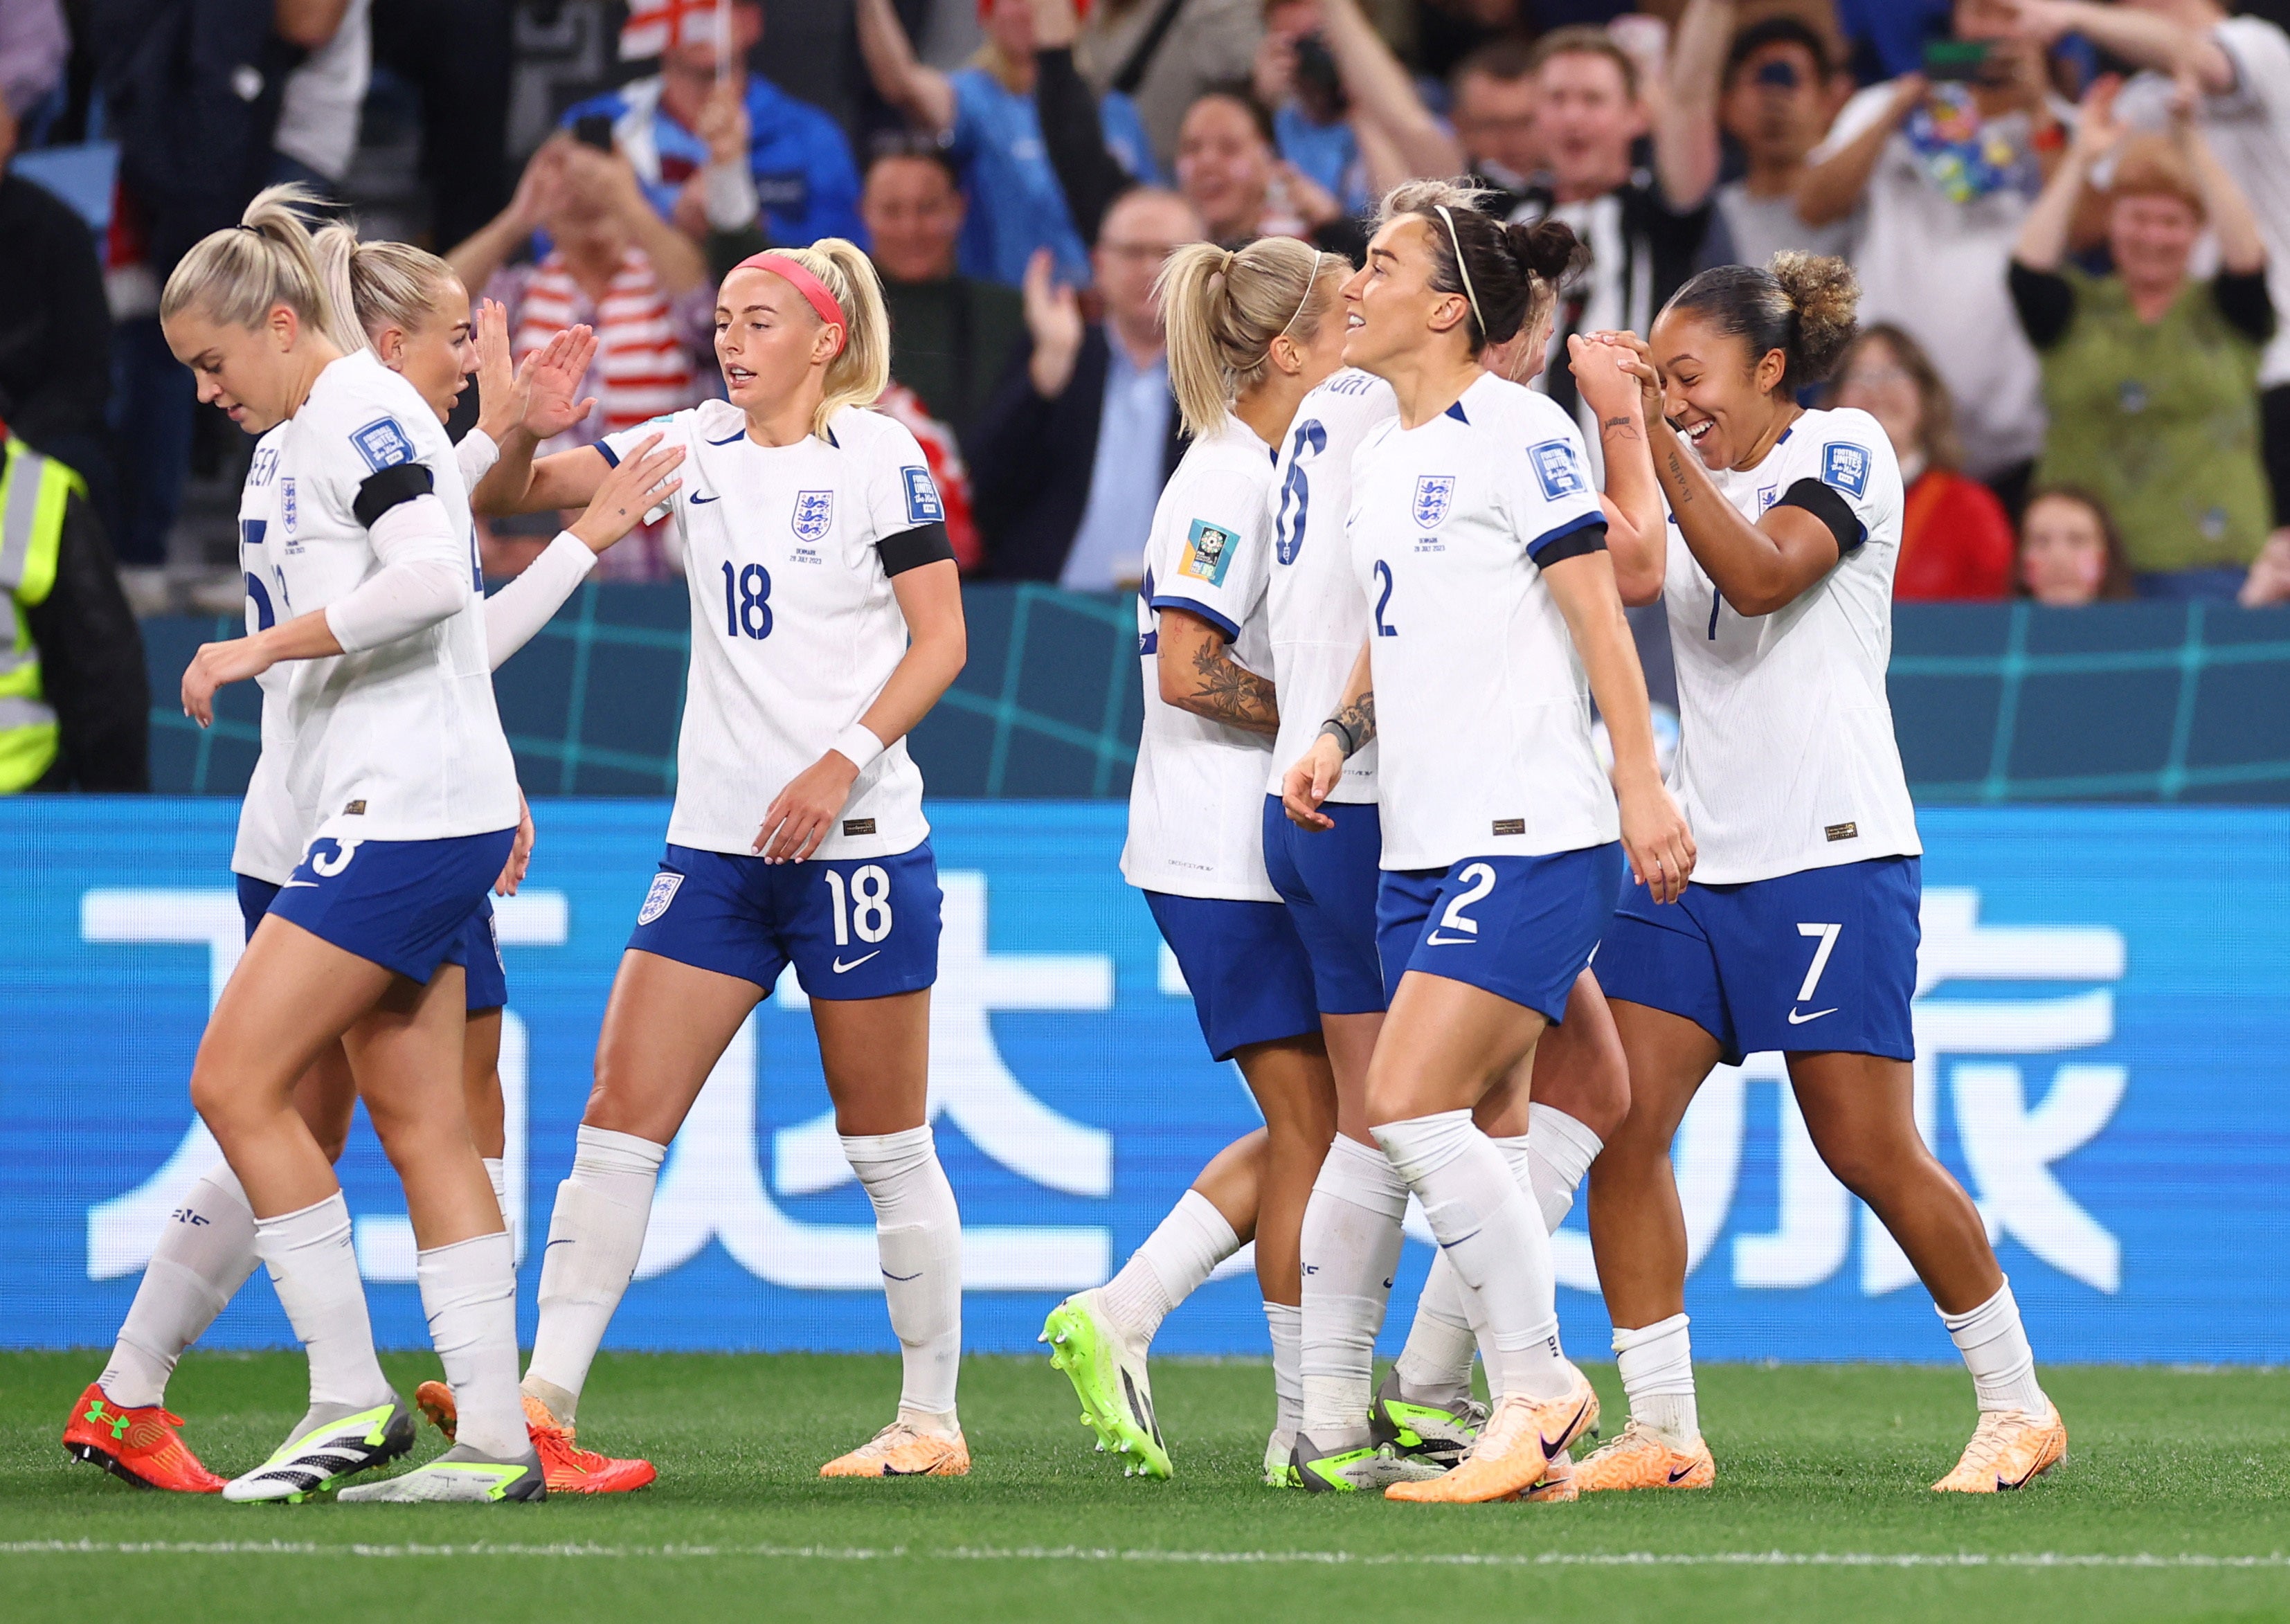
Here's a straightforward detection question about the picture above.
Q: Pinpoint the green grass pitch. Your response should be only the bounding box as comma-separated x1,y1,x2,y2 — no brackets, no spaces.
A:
4,1350,2284,1623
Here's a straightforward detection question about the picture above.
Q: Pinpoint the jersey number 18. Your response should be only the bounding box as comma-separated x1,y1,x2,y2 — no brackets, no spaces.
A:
721,561,775,640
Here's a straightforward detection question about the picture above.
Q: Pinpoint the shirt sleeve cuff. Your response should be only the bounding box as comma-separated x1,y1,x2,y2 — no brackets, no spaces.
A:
1525,510,1610,565
1148,595,1241,642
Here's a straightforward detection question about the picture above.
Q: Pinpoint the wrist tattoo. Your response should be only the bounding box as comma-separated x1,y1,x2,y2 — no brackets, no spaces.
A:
1187,637,1280,734
1326,689,1376,755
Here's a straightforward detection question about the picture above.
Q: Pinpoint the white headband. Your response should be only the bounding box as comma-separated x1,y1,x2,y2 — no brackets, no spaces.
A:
1432,204,1486,340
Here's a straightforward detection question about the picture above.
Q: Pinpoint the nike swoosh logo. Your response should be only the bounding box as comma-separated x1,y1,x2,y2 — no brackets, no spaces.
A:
1424,932,1474,946
882,1269,921,1282
546,1238,573,1250
1787,1006,1838,1025
1541,1396,1592,1457
280,878,319,888
832,952,881,973
1668,1461,1698,1483
690,493,719,503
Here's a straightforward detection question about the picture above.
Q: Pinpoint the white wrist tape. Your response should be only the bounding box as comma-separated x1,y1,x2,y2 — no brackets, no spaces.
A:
830,722,885,773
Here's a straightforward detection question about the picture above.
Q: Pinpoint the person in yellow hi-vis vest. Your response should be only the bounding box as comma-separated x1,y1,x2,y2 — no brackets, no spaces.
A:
0,429,147,791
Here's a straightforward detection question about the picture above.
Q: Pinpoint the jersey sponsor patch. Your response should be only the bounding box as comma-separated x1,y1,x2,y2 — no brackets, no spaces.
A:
842,818,877,836
350,416,417,472
1178,518,1236,585
638,872,683,926
1825,821,1859,842
1821,442,1871,498
901,465,944,525
1413,474,1455,528
791,490,833,541
1529,438,1587,499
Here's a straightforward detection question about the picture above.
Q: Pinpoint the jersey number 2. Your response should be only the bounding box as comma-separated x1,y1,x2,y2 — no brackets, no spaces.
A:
721,561,774,640
1373,559,1398,637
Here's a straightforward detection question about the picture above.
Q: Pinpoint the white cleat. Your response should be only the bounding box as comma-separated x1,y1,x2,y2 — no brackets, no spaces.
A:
222,1398,416,1504
337,1442,546,1503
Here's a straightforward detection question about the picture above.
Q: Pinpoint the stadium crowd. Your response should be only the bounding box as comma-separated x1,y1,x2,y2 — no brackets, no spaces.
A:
5,0,2290,791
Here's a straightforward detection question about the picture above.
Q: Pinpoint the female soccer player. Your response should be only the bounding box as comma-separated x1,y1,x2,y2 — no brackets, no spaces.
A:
1043,233,1351,1487
1283,195,1694,1506
469,241,972,1480
1273,181,1664,1494
1578,257,2066,1495
159,186,612,1504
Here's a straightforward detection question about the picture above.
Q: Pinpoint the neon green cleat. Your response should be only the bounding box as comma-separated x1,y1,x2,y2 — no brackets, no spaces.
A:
1040,1288,1172,1479
1292,1430,1448,1492
1263,1429,1299,1488
1368,1369,1488,1468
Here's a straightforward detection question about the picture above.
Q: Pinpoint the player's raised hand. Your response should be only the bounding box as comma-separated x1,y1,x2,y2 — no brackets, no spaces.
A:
471,298,532,444
569,433,684,552
1281,734,1345,831
1568,332,1646,424
496,788,536,896
755,750,862,864
1616,772,1696,904
523,324,599,441
1612,335,1672,428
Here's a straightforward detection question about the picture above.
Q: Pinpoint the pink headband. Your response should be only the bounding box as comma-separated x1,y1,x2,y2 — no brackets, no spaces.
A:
734,253,846,348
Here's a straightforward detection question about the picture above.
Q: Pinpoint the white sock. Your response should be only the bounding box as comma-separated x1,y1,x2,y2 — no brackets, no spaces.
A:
1394,1252,1478,1402
1298,1136,1407,1437
844,1126,963,1429
524,1125,665,1424
1522,1103,1603,1229
1614,1314,1697,1443
416,1231,525,1458
1097,1188,1239,1344
100,1162,258,1409
253,1191,390,1422
1940,1278,2047,1414
482,1157,516,1254
1264,1300,1302,1438
1375,1111,1568,1404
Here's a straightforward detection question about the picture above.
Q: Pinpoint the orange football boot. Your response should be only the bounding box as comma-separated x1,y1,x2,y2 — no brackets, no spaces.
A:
820,1421,971,1477
1386,1369,1599,1505
414,1380,657,1494
62,1383,226,1493
1575,1419,1717,1492
1932,1402,2067,1493
1514,1447,1578,1503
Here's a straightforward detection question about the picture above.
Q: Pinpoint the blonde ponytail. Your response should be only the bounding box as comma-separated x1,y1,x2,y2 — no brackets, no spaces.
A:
161,183,345,345
313,223,461,353
1157,237,1347,440
748,238,892,440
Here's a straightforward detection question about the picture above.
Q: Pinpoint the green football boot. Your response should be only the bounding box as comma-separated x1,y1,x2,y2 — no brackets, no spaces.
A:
1041,1288,1173,1479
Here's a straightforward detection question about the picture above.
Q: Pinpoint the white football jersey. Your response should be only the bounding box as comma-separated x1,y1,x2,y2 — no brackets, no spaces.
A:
1265,368,1394,802
257,351,519,846
1661,406,1922,884
1122,418,1281,901
231,426,311,885
1349,372,1619,872
599,400,946,860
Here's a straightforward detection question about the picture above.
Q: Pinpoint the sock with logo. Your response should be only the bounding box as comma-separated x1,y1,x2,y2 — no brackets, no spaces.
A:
1614,1313,1698,1445
1098,1188,1240,1345
524,1125,665,1425
1299,1136,1408,1438
99,1161,261,1410
844,1126,963,1431
1264,1300,1303,1441
253,1191,392,1430
416,1230,526,1459
1940,1278,2048,1414
1375,1111,1569,1405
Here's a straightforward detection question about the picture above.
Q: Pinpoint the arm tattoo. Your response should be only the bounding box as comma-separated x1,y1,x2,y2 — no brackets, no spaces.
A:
1330,689,1376,750
1185,636,1281,734
1603,415,1641,442
1663,444,1694,504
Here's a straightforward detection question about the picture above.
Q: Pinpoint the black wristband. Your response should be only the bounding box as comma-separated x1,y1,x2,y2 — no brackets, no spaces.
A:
1319,717,1358,758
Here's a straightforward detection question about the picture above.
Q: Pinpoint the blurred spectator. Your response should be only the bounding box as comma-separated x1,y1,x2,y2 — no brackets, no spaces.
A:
271,0,368,193
0,429,147,791
1259,0,1468,213
448,137,719,580
1413,0,1531,84
0,96,111,507
1172,88,1362,253
1834,0,1952,83
1799,1,2068,513
2242,530,2290,606
968,186,1199,583
857,0,1156,287
1071,0,1263,173
1833,324,2015,599
564,0,863,251
0,0,65,120
372,0,515,251
2017,486,2135,605
2014,0,2290,566
2010,85,2273,597
1450,39,1542,207
861,134,1027,444
1699,9,1858,269
1515,17,1723,460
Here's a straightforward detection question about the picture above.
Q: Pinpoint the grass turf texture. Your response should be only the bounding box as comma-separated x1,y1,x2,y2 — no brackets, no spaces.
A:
5,1352,2285,1623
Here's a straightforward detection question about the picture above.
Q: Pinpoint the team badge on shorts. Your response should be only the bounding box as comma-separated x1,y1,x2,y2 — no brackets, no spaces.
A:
1413,475,1455,528
350,417,416,471
1822,443,1870,497
792,490,833,541
1180,518,1236,584
1529,438,1586,498
638,872,683,925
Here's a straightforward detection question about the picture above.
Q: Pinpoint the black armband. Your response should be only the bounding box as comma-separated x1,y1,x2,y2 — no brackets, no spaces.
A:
1530,518,1610,568
1774,477,1867,559
352,462,438,529
877,521,957,577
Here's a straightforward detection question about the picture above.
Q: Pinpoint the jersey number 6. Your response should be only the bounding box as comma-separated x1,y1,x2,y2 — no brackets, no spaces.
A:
721,561,775,640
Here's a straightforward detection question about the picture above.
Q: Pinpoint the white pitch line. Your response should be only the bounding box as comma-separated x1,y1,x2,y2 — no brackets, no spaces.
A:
0,1542,2284,1569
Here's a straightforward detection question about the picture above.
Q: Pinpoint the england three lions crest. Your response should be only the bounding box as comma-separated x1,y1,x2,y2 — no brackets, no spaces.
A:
791,490,833,541
1413,475,1456,529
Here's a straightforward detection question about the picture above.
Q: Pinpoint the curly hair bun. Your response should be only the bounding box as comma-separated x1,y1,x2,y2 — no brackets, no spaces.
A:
1505,218,1589,288
1769,251,1859,387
